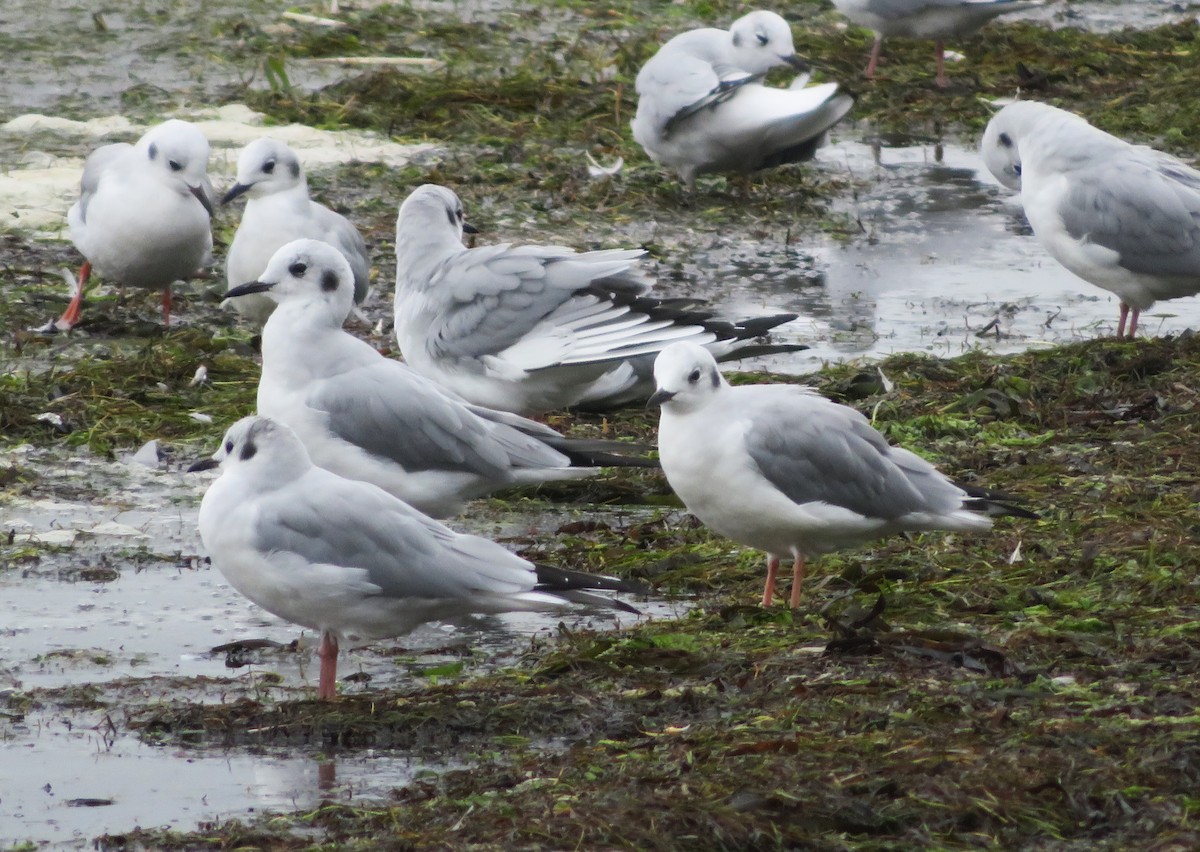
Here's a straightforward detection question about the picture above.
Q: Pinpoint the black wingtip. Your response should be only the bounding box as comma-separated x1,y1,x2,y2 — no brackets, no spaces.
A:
534,562,649,596
547,438,660,470
959,483,1040,520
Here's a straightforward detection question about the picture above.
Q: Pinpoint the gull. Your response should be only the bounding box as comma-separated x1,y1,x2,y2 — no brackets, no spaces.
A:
832,0,1044,88
649,342,1035,608
393,183,805,415
630,10,853,189
222,137,371,323
60,118,214,329
225,239,656,518
981,99,1200,339
192,416,640,699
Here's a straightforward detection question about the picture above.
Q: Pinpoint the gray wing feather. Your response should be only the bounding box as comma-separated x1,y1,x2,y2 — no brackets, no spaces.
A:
636,51,732,135
76,143,132,223
314,204,371,304
742,391,961,520
307,362,568,476
429,246,645,360
1061,153,1200,277
255,473,535,599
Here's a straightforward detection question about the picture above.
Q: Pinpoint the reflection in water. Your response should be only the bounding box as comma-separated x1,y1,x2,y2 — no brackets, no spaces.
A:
677,134,1200,377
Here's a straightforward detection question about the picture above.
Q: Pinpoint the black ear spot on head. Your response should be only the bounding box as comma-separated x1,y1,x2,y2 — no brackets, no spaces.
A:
731,31,741,47
289,160,300,179
998,132,1013,149
710,369,720,388
239,440,257,462
446,209,457,228
321,269,339,292
148,142,158,160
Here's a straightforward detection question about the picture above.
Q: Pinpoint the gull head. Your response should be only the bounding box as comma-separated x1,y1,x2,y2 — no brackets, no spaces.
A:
980,107,1026,192
223,137,304,204
224,238,356,323
395,183,479,247
648,342,726,412
137,119,213,213
191,416,312,481
728,10,807,76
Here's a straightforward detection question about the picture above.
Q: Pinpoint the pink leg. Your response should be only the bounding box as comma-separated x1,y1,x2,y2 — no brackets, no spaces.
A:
56,261,92,330
161,287,173,327
935,39,948,88
865,37,883,79
762,556,780,607
317,631,339,700
1117,303,1130,338
789,554,807,609
1127,307,1140,338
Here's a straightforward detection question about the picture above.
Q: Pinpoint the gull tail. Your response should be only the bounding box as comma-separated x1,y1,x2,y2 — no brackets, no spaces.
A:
958,483,1040,520
534,563,646,614
758,91,855,170
542,436,661,469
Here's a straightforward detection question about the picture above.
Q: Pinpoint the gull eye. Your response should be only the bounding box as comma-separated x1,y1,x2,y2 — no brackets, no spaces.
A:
1014,164,1023,177
168,159,183,172
288,262,307,276
263,159,276,174
224,440,234,453
688,369,701,384
756,32,768,46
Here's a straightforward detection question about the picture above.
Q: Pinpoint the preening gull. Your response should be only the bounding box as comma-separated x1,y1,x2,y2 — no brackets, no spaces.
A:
192,416,640,699
631,10,853,189
649,342,1035,608
59,119,214,329
981,99,1200,339
223,137,371,323
225,239,656,518
393,183,805,415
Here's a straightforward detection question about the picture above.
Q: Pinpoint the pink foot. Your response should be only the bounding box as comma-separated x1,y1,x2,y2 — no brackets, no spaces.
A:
865,37,883,80
762,556,780,607
55,260,92,330
317,631,339,700
789,555,807,609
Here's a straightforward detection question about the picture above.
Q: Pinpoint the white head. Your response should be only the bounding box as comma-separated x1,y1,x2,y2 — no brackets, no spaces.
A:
979,104,1029,192
395,183,476,248
224,238,356,325
648,342,727,413
223,137,305,204
727,10,806,76
192,416,313,483
981,101,1092,192
136,119,213,213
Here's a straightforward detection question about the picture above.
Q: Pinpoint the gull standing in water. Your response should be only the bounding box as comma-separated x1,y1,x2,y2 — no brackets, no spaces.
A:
59,119,214,329
649,342,1035,607
225,239,656,518
222,138,371,322
832,0,1044,88
393,183,804,415
631,10,853,189
193,416,640,699
981,99,1200,339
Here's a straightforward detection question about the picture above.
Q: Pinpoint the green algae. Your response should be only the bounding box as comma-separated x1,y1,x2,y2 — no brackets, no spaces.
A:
83,334,1200,851
5,2,1200,849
